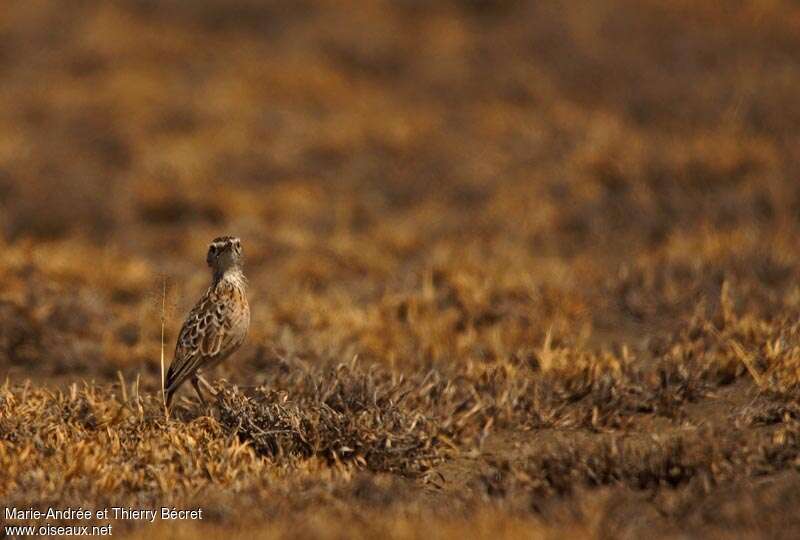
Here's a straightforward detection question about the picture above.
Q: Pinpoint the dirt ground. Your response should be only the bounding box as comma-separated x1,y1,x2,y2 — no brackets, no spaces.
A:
2,1,800,538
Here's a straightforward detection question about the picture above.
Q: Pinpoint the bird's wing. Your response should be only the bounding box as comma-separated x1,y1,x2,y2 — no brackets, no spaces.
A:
165,286,235,394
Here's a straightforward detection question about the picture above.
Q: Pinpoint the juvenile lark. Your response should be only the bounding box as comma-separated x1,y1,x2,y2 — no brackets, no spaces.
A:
165,236,250,408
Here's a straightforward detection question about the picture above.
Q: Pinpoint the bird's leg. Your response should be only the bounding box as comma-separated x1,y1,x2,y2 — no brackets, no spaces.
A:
191,376,207,406
197,373,218,397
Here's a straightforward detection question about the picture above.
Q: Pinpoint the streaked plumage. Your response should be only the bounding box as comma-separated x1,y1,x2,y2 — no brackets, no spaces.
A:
165,236,250,408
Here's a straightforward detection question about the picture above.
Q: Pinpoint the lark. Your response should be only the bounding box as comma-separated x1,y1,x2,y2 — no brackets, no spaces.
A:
165,236,250,408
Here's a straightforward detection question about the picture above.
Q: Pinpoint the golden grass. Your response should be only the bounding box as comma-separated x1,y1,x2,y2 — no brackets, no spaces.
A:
2,0,800,537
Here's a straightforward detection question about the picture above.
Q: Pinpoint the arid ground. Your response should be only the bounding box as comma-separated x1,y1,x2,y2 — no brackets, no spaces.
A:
2,1,800,538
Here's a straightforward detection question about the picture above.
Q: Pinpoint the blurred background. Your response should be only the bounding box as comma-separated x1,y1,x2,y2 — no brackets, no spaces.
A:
0,0,799,386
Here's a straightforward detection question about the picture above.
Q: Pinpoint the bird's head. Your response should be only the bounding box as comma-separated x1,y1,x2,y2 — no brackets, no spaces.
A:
206,236,243,273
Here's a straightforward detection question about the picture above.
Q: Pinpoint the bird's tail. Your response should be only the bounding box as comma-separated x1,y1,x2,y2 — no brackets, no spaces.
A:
164,365,181,409
165,385,176,409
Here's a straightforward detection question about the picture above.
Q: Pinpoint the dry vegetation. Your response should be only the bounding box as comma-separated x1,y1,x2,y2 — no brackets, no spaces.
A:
1,0,800,538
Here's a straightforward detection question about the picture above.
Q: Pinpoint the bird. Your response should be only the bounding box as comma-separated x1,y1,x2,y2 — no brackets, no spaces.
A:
165,236,250,408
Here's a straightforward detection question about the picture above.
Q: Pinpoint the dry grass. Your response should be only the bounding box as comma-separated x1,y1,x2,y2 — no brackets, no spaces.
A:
1,0,800,537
